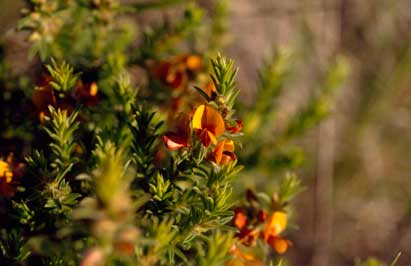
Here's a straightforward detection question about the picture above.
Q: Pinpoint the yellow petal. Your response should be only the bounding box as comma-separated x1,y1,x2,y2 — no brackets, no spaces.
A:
265,211,287,238
223,139,235,152
207,131,217,145
0,160,13,183
192,104,205,130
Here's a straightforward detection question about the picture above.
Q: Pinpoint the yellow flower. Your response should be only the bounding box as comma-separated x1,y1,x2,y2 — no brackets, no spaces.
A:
264,211,287,238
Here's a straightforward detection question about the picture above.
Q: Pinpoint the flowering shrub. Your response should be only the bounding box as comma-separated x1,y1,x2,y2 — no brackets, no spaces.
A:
0,1,349,266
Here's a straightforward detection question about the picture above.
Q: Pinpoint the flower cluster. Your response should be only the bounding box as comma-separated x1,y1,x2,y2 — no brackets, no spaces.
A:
230,189,291,264
32,74,100,122
162,100,241,166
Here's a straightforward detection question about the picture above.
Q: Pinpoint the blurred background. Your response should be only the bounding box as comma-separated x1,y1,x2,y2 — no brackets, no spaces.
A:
1,0,411,266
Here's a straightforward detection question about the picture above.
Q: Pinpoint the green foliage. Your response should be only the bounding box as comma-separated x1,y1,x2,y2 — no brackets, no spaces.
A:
43,107,79,172
46,59,79,93
130,105,163,179
197,231,234,266
42,107,80,215
210,55,239,109
277,173,304,204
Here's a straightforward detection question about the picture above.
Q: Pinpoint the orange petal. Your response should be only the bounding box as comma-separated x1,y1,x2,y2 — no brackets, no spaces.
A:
220,152,236,165
212,140,225,164
234,209,248,229
211,139,236,164
203,82,217,98
185,55,202,71
193,104,225,136
90,82,98,96
201,105,225,137
269,237,289,254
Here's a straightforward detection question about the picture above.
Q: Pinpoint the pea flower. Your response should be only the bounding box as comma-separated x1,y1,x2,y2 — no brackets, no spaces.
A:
209,139,236,165
263,211,290,254
192,104,225,146
32,78,74,122
154,55,202,89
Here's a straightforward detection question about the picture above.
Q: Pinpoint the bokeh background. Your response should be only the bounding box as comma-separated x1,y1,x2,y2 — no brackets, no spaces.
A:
2,1,411,266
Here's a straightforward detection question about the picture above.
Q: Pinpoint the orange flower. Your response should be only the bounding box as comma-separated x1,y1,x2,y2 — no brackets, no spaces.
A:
154,55,202,89
266,236,291,254
192,104,225,146
210,139,236,165
162,114,191,150
263,211,287,239
154,61,187,89
263,211,290,254
32,81,74,122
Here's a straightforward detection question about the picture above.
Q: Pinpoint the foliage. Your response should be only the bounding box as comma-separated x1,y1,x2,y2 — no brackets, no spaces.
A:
0,0,349,266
